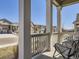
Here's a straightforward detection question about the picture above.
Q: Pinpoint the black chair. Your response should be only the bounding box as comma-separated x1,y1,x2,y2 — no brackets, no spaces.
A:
53,41,76,59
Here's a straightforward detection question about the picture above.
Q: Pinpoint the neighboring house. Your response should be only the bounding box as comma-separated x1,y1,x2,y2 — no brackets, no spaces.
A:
0,19,46,34
11,23,18,33
31,22,35,34
0,19,47,34
33,24,57,33
53,26,57,32
73,13,79,32
34,25,46,34
33,25,41,33
40,25,46,33
0,18,18,34
62,28,74,32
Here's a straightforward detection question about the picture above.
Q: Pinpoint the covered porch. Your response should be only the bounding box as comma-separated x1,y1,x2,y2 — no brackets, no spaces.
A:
19,0,79,59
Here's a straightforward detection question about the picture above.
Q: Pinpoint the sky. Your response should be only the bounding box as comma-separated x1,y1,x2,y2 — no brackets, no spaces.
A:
31,0,79,29
0,0,18,23
0,0,79,29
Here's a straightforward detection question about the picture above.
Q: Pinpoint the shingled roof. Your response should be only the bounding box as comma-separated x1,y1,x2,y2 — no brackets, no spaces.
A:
0,18,12,24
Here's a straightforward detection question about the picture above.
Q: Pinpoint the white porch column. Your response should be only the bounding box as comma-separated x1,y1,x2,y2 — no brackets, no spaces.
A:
19,0,31,59
46,0,53,33
57,6,62,43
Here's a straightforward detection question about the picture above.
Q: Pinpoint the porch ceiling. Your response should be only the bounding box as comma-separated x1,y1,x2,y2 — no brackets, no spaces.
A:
52,0,79,7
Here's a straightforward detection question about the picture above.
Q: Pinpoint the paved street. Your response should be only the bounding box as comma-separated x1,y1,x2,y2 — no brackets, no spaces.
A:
0,34,18,48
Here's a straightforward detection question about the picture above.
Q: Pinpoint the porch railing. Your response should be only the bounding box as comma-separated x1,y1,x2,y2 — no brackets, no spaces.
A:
31,33,50,56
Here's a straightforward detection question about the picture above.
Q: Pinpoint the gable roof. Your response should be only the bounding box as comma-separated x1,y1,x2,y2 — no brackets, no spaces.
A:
0,18,12,24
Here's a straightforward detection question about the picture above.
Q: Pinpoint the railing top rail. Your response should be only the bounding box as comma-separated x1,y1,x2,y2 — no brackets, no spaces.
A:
31,33,50,37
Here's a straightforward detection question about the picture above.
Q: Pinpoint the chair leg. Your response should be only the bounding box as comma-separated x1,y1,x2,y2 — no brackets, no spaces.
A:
53,50,56,59
67,57,70,59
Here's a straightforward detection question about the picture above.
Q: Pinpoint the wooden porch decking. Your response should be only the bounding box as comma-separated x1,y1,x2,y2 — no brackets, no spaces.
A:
32,51,63,59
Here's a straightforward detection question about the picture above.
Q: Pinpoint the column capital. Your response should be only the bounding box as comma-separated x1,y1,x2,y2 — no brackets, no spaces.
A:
57,6,62,10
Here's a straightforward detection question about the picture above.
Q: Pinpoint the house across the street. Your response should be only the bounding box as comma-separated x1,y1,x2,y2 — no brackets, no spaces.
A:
0,18,18,34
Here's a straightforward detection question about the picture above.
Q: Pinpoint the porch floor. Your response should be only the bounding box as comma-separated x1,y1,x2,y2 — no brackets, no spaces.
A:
32,50,63,59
